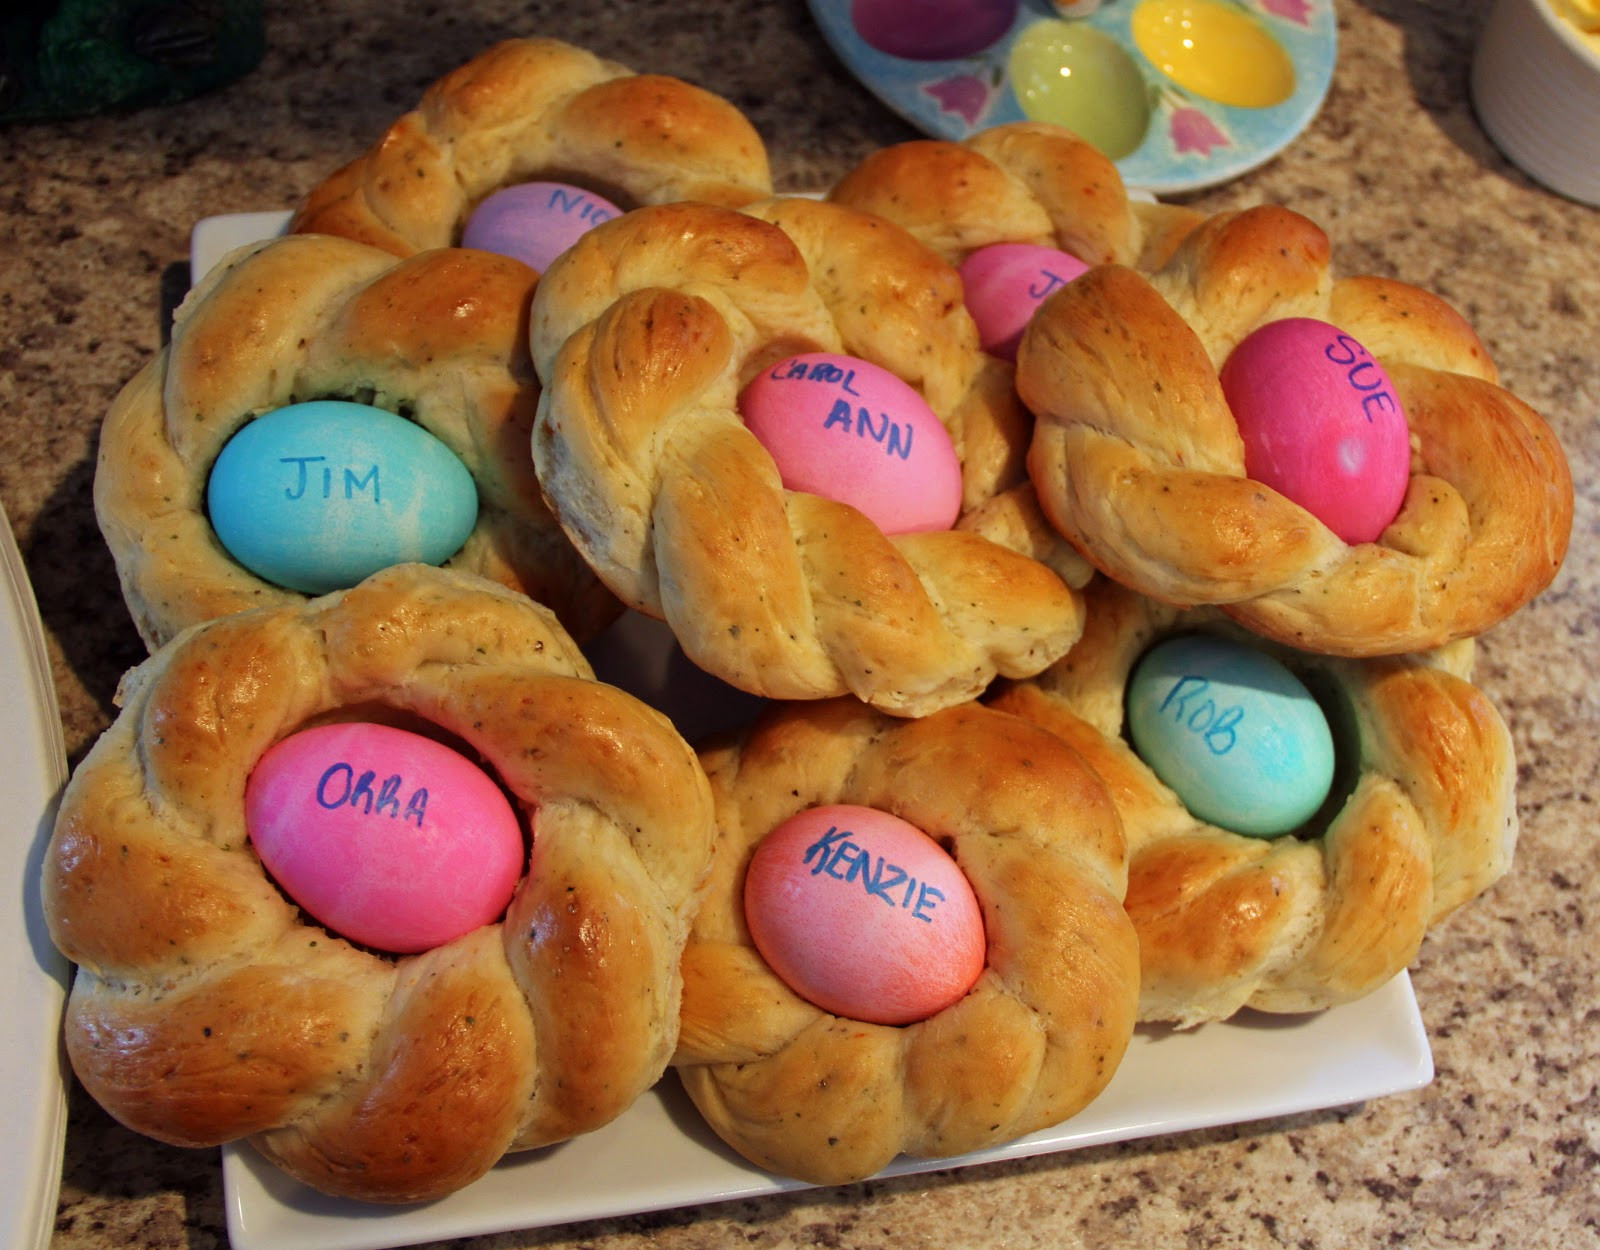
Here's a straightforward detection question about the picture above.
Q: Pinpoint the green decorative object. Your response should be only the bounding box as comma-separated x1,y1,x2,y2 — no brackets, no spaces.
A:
0,0,265,121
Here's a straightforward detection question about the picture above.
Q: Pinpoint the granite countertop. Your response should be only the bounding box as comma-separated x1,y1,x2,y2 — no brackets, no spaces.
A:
4,0,1597,1247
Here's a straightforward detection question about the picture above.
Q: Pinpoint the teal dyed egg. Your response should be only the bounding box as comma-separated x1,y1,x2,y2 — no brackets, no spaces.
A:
206,400,478,594
1126,634,1335,837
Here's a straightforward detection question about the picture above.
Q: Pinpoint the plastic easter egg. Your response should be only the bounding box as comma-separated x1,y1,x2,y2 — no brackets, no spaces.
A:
245,722,525,953
959,242,1091,361
207,400,479,594
1008,19,1152,159
1126,634,1336,838
1219,318,1411,545
1131,0,1296,108
737,353,963,535
460,181,621,274
742,803,986,1025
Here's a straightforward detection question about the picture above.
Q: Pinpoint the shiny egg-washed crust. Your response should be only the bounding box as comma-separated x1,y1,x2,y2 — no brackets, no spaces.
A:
991,577,1519,1027
828,122,1206,275
290,37,772,257
825,122,1197,583
528,196,1089,718
43,564,716,1203
675,697,1139,1185
95,231,618,652
1018,204,1574,656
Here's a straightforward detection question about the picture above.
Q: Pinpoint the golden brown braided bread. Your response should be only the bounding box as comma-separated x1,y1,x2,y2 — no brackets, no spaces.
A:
825,122,1201,575
828,122,1205,274
291,37,772,257
1018,204,1573,656
528,196,1089,718
675,697,1139,1184
43,563,715,1203
992,577,1519,1027
95,231,617,650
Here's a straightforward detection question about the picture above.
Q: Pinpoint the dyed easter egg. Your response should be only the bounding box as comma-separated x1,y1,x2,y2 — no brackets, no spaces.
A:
460,181,621,274
1126,634,1336,837
1219,318,1411,546
207,400,479,594
738,353,963,535
850,0,1020,61
743,803,986,1025
959,242,1091,361
245,722,524,953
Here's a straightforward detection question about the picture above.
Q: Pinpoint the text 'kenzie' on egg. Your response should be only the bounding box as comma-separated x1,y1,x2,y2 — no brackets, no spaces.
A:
206,399,479,595
737,352,963,535
742,803,986,1025
1126,633,1336,838
1219,318,1411,546
245,722,525,954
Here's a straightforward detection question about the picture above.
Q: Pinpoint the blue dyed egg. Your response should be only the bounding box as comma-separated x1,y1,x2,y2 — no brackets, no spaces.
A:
206,400,479,594
1126,634,1335,837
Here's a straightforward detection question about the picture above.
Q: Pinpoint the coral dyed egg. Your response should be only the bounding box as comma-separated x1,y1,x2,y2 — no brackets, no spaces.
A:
743,803,986,1025
959,242,1091,361
1219,318,1411,545
1127,634,1336,838
245,722,524,953
207,400,479,594
738,353,963,535
460,181,621,274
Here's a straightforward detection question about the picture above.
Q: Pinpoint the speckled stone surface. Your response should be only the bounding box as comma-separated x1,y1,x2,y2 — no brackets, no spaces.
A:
5,1,1598,1247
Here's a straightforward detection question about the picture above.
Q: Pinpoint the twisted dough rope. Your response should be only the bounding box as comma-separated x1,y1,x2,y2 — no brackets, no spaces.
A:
1018,203,1574,656
527,196,1087,718
828,121,1207,277
95,231,617,651
291,37,772,257
43,564,716,1202
991,577,1518,1027
674,697,1139,1185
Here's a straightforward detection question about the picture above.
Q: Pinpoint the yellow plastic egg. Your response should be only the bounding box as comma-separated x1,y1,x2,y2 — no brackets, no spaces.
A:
1132,0,1296,109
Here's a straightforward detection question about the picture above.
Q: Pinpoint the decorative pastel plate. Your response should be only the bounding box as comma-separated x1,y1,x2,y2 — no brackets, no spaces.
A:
807,0,1338,193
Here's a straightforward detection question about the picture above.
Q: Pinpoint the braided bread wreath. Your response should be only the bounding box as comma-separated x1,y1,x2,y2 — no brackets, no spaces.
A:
95,230,618,651
290,36,772,257
42,563,716,1202
990,576,1519,1028
673,696,1140,1185
527,195,1090,718
828,121,1206,278
1017,203,1574,657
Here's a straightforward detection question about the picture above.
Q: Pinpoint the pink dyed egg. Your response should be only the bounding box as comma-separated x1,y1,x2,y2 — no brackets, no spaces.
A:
460,181,621,273
245,722,524,954
738,353,963,534
959,242,1090,361
1219,318,1411,545
742,803,986,1025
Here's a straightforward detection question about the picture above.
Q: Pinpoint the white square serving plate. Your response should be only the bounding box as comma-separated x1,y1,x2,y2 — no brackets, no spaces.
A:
0,504,71,1250
189,211,1434,1250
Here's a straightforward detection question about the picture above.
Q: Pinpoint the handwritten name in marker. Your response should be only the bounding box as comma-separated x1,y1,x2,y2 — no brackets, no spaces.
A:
801,823,947,922
315,761,429,827
278,456,381,502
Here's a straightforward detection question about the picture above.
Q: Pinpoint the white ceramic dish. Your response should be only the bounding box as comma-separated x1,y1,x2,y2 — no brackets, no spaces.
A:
0,504,72,1250
189,211,1432,1250
1471,0,1600,205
